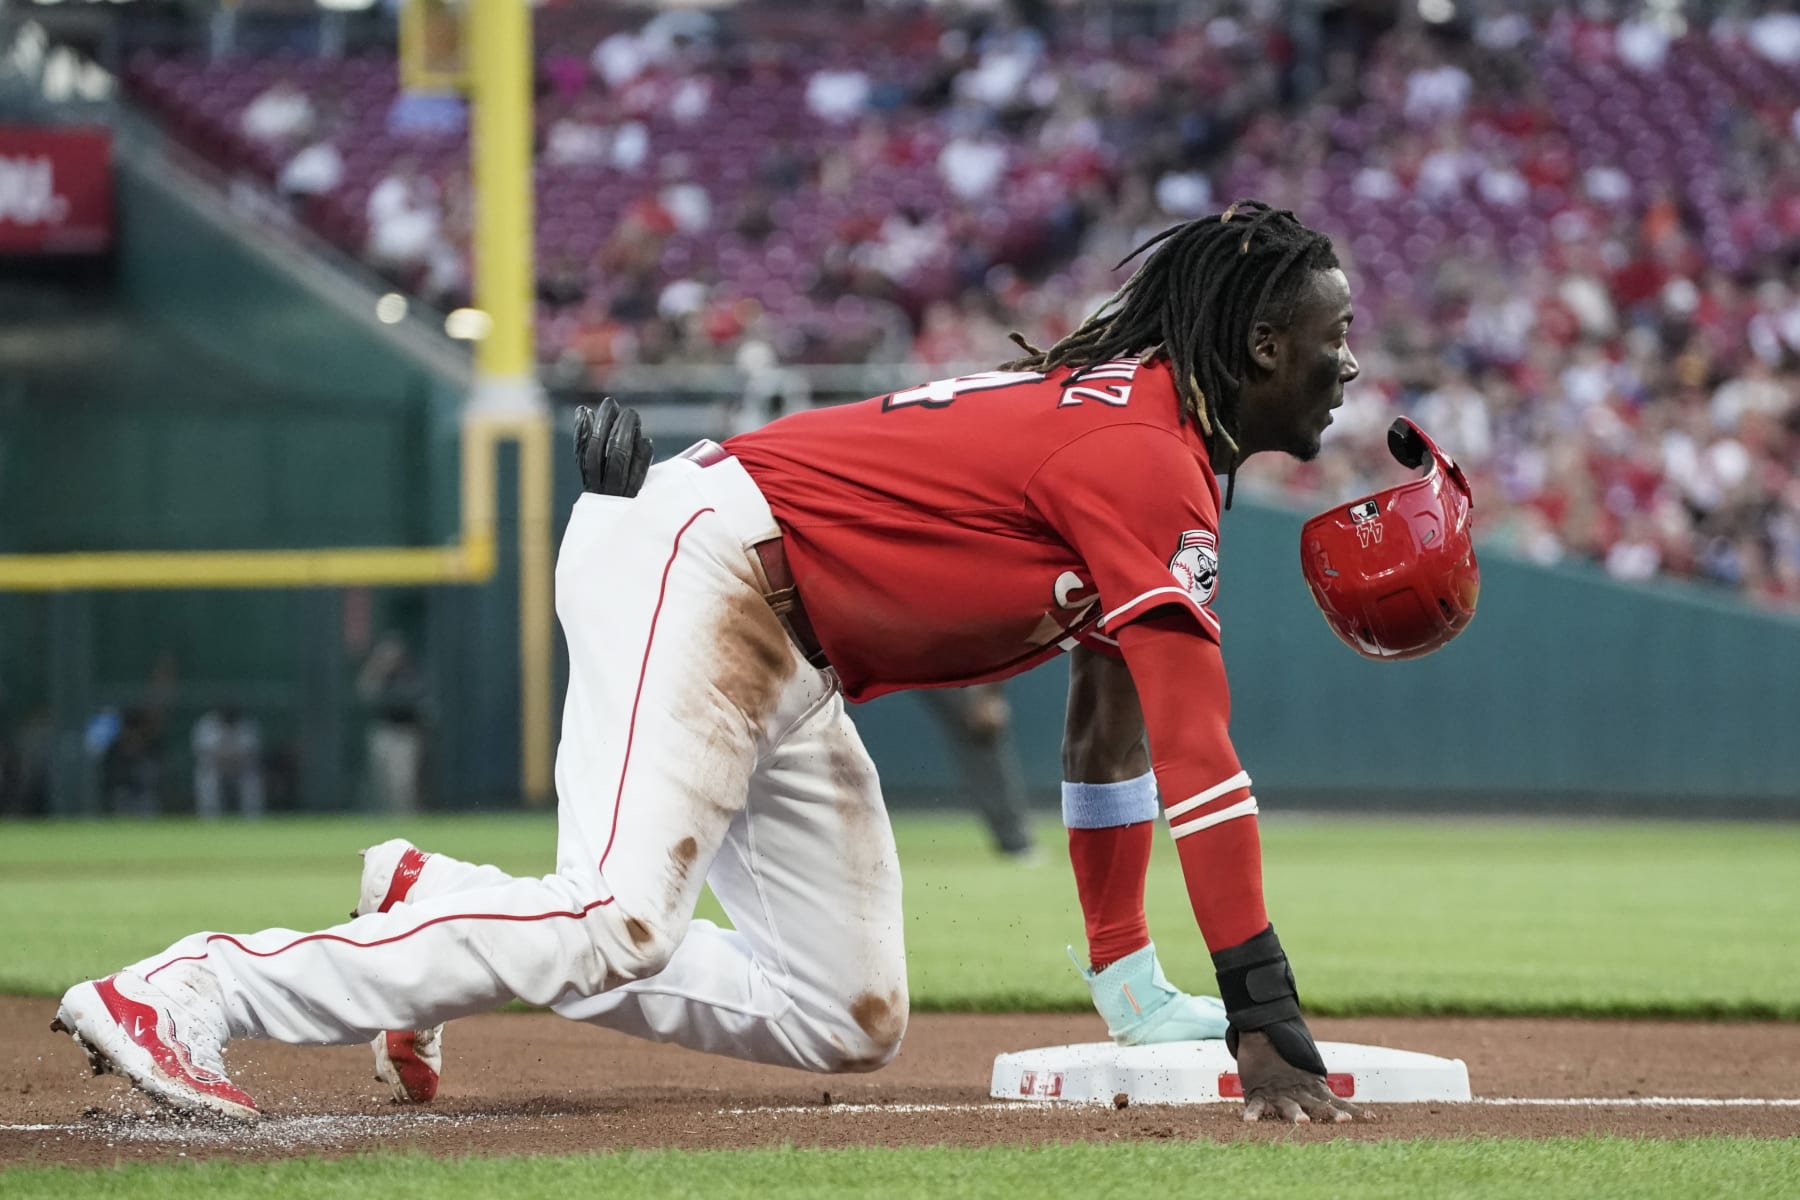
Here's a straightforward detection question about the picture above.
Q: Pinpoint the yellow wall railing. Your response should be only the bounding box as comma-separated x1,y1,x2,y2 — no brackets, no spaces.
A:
0,412,531,592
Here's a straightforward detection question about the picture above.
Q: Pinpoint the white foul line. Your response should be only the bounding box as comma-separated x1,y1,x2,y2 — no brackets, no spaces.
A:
1472,1097,1800,1108
718,1097,1800,1116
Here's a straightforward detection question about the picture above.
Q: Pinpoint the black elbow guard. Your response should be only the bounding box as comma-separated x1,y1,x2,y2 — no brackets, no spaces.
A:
1210,924,1327,1076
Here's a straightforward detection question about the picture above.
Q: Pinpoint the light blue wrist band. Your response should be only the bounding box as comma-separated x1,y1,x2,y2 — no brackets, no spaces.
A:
1061,770,1159,829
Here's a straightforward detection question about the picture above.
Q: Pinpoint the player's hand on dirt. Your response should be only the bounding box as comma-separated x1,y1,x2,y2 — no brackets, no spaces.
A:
1234,1029,1369,1124
574,397,653,498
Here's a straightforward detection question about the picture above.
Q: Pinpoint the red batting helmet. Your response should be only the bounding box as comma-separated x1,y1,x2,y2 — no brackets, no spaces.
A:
1300,417,1479,661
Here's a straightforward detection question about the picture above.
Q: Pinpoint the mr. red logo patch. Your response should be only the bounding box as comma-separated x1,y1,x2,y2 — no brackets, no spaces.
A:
1168,529,1219,606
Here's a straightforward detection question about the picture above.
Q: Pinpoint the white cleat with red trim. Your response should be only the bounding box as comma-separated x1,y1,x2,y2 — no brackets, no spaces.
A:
373,1027,442,1103
52,969,258,1122
356,838,443,1103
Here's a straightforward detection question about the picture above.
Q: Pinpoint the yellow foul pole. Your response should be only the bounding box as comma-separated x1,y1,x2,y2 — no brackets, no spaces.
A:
467,0,554,807
467,0,534,389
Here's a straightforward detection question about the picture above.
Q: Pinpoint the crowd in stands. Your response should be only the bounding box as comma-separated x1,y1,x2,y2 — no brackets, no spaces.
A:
122,1,1800,610
1225,6,1800,611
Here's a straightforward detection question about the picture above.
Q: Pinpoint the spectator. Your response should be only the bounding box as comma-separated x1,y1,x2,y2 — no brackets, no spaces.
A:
1606,513,1664,583
386,91,468,139
954,19,1044,110
855,205,947,286
99,708,163,820
4,705,53,819
610,120,650,172
1712,358,1791,429
590,29,650,90
191,707,265,821
0,679,17,818
911,297,981,367
1416,366,1496,466
543,101,614,169
919,684,1038,862
543,107,650,172
366,161,436,258
807,66,872,125
240,74,313,144
357,633,427,815
1403,49,1472,124
638,8,719,66
1416,133,1479,204
938,131,1008,201
656,158,712,235
1748,10,1800,66
666,74,715,126
277,137,344,200
657,275,710,322
1154,169,1214,218
1615,14,1671,72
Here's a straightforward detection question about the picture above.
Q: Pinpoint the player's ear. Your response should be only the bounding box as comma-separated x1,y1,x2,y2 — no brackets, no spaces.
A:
1247,319,1281,374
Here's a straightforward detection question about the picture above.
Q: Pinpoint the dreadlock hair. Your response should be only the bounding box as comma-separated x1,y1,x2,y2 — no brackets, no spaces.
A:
1002,200,1338,507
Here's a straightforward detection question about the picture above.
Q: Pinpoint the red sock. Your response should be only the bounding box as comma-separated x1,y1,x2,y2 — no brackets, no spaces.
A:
1067,821,1154,970
1174,816,1269,953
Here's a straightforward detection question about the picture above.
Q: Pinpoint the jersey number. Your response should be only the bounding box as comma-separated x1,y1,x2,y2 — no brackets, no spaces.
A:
881,371,1043,411
881,361,1138,412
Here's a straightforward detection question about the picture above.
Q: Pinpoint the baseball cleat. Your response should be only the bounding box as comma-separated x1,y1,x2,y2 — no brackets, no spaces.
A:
356,839,444,1103
51,971,258,1122
354,837,432,919
1073,941,1229,1045
373,1027,442,1102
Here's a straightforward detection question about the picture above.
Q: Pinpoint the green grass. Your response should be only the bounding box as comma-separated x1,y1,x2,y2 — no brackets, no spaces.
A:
3,813,1799,1018
3,1138,1797,1199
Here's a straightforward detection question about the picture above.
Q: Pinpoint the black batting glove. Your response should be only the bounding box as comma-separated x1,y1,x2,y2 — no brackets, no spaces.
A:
574,397,654,498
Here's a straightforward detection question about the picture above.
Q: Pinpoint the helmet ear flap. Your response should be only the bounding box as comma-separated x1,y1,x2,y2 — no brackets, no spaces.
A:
1387,418,1427,469
1388,416,1474,499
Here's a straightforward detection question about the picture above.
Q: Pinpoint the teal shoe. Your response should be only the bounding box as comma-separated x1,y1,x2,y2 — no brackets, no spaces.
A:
1071,942,1229,1044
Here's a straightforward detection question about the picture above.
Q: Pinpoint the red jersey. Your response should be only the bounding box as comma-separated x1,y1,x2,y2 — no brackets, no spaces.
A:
726,359,1224,702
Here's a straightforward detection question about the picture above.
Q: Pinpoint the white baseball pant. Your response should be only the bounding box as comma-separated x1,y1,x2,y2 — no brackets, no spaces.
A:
132,454,910,1073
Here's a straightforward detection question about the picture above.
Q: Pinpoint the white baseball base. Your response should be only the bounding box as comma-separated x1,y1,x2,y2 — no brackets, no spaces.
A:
991,1040,1471,1105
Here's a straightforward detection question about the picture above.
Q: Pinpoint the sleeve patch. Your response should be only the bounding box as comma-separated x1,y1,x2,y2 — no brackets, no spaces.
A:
1167,529,1219,606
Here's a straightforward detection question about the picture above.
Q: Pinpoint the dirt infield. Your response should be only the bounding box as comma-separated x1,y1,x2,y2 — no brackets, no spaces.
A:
3,997,1796,1168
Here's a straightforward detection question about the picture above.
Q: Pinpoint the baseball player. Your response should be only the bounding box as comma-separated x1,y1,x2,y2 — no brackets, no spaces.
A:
53,203,1468,1126
919,684,1038,861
